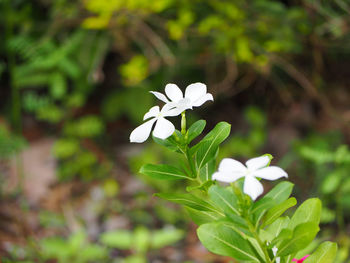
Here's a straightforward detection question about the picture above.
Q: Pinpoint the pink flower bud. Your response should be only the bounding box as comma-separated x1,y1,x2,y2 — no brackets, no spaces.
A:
292,255,310,263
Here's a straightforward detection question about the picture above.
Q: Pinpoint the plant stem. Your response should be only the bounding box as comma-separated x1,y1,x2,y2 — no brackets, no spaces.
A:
185,147,197,178
233,184,272,263
247,221,272,263
5,0,22,133
181,111,186,135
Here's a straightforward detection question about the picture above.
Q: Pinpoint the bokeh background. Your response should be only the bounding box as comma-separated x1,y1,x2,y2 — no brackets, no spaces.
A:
1,0,350,262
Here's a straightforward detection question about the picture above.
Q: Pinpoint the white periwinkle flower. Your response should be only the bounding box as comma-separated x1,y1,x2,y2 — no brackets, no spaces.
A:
212,155,288,200
150,82,213,113
272,246,280,263
130,105,179,143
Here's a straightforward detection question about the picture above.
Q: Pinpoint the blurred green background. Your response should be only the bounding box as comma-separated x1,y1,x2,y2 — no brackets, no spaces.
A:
1,0,350,262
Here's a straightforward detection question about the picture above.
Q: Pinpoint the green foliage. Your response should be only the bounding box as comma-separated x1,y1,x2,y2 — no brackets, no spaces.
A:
100,226,183,262
120,55,149,86
198,222,262,262
102,88,154,124
9,30,109,124
220,106,267,159
193,121,231,170
138,109,336,262
304,241,338,263
2,0,347,261
83,0,310,66
53,134,112,181
140,164,190,180
292,131,350,228
39,231,108,263
63,116,105,138
0,124,26,159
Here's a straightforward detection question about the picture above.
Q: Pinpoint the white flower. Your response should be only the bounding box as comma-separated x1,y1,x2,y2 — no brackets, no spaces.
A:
272,246,280,263
150,82,213,113
129,105,179,143
212,155,288,201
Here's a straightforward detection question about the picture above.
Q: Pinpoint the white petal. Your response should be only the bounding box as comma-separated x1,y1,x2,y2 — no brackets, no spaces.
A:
165,83,183,102
165,98,192,114
185,82,207,101
161,104,183,117
243,175,264,201
246,155,270,171
152,117,175,139
192,93,214,107
130,118,157,143
150,91,169,103
253,166,288,181
143,106,160,120
212,171,244,183
218,158,247,173
272,246,278,257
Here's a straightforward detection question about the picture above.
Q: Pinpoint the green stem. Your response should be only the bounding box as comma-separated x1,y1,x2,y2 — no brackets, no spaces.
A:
5,0,21,133
247,221,272,263
185,147,197,178
233,184,272,263
181,111,186,135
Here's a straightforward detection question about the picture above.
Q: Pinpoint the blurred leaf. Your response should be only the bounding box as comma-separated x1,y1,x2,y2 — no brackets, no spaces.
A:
103,179,119,197
134,226,150,253
150,228,183,249
100,230,133,249
53,139,79,159
64,116,104,137
120,55,149,86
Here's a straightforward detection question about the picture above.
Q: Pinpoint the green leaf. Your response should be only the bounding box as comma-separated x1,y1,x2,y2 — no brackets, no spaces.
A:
288,198,322,230
139,164,190,180
197,222,261,262
199,158,216,182
278,222,320,256
208,185,240,216
152,134,184,153
187,120,206,143
250,182,293,225
193,122,231,169
186,207,224,226
303,241,338,263
150,228,184,249
260,217,290,243
251,197,275,224
208,185,248,228
100,230,132,249
155,193,220,213
134,227,150,253
264,181,294,205
271,228,293,246
50,72,67,99
80,245,107,261
262,197,297,227
186,180,214,192
195,140,219,169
